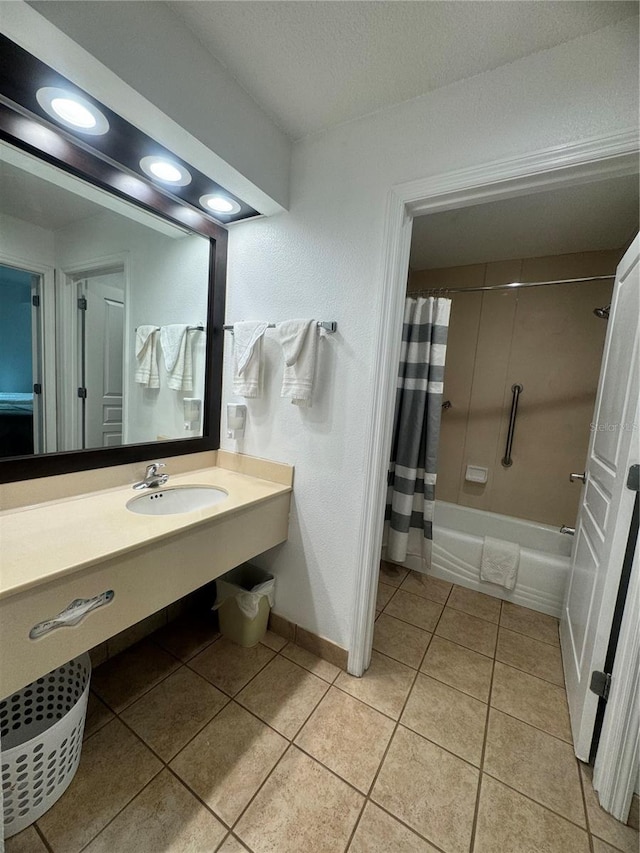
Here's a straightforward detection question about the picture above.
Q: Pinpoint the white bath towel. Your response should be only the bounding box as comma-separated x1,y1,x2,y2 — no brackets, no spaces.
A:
135,326,159,388
161,325,195,391
232,321,269,398
276,319,317,406
481,536,520,590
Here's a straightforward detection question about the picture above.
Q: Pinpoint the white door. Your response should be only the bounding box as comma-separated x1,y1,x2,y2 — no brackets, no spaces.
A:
561,235,640,761
81,271,125,448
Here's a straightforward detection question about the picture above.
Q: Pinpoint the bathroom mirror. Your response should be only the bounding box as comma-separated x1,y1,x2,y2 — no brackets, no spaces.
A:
0,133,226,483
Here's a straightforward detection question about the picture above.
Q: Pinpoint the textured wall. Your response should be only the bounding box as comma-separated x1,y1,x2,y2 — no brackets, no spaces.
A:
221,19,639,648
409,250,621,527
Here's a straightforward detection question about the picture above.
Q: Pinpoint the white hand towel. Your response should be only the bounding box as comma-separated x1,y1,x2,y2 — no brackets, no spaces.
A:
233,321,269,398
160,324,188,373
161,325,194,391
135,326,159,388
481,536,520,590
276,319,317,406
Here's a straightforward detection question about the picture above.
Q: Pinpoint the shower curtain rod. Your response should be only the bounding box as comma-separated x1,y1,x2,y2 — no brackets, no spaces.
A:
411,274,615,296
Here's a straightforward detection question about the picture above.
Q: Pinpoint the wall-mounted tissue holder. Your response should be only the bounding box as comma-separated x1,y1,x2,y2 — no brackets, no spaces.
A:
227,404,247,439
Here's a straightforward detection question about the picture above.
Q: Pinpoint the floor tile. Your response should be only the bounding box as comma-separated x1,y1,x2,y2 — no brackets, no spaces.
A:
474,775,590,853
83,769,226,853
260,630,288,652
580,764,639,853
372,613,432,668
121,666,228,760
188,637,274,696
90,639,180,712
592,838,629,853
83,691,115,740
500,601,560,646
153,613,221,661
372,726,478,853
400,571,452,603
401,673,486,766
37,718,162,853
376,581,396,610
491,662,572,741
379,560,409,587
447,585,501,623
170,701,287,826
280,641,340,682
383,589,443,632
295,687,394,793
496,626,564,685
236,655,328,738
435,607,498,657
484,708,585,826
5,826,48,853
335,650,415,719
217,837,251,853
235,746,363,853
349,801,439,852
420,635,493,701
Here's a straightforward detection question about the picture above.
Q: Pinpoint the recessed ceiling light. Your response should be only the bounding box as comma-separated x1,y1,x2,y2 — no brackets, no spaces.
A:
200,194,241,215
140,155,191,187
36,87,109,135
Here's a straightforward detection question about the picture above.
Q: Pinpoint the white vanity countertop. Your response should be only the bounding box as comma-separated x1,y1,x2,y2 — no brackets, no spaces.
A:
0,465,292,601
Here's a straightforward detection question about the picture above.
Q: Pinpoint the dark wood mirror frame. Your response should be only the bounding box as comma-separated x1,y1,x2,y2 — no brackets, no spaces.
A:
0,103,228,484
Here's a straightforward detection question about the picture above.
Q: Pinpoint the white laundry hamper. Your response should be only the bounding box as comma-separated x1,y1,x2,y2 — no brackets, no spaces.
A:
1,653,92,838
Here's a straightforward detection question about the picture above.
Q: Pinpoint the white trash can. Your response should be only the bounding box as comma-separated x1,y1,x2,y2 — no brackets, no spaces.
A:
1,653,92,838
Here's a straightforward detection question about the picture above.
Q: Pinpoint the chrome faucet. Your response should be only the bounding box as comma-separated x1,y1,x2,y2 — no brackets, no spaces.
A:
133,462,169,490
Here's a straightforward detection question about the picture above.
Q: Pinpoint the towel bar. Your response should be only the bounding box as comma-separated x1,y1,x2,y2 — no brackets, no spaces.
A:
223,321,337,333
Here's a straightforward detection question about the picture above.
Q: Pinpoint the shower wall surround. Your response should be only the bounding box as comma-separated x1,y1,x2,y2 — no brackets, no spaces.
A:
408,249,620,527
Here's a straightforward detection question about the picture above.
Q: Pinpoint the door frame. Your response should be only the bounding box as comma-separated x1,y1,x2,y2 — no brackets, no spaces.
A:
59,254,129,450
592,491,639,822
350,128,639,678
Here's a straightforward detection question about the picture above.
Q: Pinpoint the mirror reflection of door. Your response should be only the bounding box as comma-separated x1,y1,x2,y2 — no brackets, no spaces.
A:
75,267,125,449
0,263,43,457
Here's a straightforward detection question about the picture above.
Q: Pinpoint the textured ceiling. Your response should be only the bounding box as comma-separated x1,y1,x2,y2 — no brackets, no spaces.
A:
168,1,637,140
410,175,640,270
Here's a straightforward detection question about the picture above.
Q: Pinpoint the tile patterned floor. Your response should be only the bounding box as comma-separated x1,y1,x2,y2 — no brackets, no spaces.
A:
7,576,639,853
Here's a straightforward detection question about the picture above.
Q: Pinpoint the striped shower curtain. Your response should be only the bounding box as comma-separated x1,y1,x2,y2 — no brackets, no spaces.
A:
385,296,451,569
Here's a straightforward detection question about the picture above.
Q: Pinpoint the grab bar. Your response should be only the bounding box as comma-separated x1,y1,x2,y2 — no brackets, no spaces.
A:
501,384,523,468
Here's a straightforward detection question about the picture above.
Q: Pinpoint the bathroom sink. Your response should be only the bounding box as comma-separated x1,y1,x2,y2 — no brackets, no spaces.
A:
126,485,228,516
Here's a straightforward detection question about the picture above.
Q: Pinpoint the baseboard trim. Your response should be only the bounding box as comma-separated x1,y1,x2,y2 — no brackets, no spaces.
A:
269,612,348,671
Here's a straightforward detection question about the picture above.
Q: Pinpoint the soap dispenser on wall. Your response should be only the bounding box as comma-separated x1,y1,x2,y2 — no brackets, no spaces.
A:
183,397,202,431
227,404,247,439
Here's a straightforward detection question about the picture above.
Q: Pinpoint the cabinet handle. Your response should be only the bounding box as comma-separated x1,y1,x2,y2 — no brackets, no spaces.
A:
29,590,114,639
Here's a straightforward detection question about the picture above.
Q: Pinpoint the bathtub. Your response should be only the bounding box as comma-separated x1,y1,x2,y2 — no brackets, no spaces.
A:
388,501,573,618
